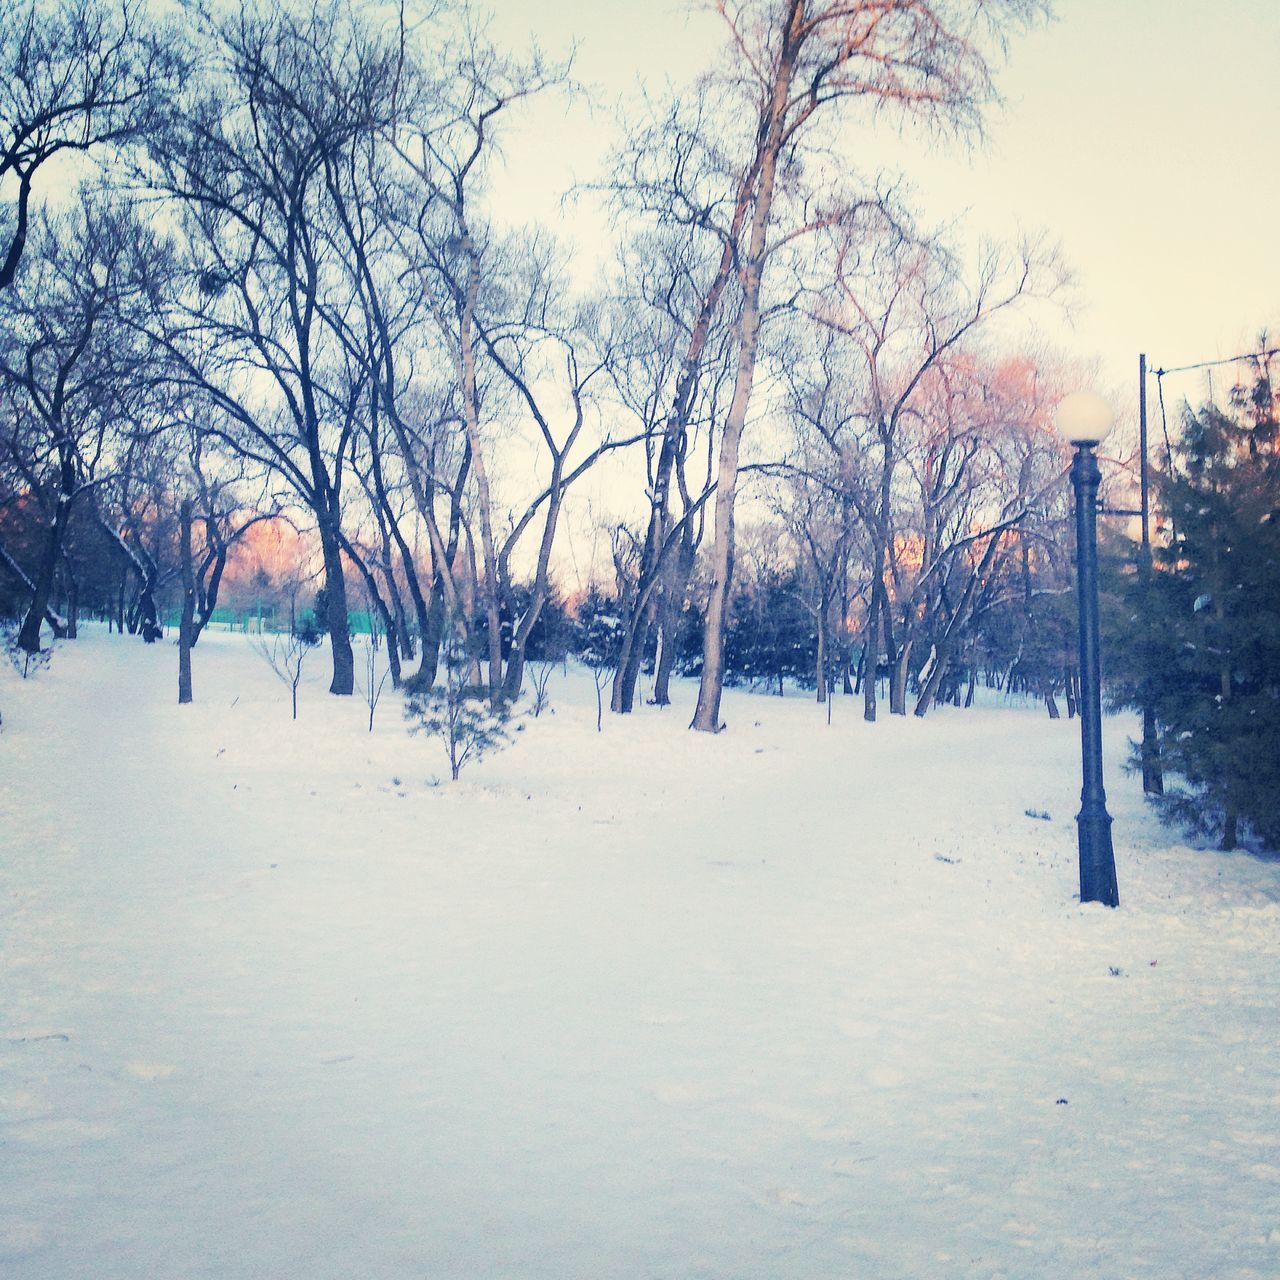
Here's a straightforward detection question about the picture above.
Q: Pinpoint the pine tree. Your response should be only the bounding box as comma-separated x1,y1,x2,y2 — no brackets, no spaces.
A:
572,586,623,732
1114,365,1280,848
724,568,815,695
404,618,513,781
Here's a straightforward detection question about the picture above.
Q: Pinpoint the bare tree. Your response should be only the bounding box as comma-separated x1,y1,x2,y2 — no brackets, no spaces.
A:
0,195,166,652
480,279,640,703
660,0,1050,731
360,613,391,731
599,227,732,714
256,629,318,721
796,224,1067,719
182,426,280,645
388,28,571,704
144,0,410,695
1,0,179,290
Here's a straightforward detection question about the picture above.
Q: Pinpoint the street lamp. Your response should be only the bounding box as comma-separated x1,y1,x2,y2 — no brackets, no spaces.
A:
1055,391,1120,908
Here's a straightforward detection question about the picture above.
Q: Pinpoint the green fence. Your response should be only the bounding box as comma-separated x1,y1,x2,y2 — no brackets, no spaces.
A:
161,605,378,636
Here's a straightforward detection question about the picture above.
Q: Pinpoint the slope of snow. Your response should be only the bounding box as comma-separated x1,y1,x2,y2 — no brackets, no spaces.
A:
1,629,1277,1279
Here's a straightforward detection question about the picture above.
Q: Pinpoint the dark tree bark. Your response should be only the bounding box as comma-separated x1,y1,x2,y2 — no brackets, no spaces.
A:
650,526,695,706
17,481,72,652
59,550,78,639
178,498,194,704
0,534,68,638
317,517,355,695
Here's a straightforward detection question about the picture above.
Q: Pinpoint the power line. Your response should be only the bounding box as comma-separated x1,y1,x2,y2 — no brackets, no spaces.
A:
1146,343,1275,508
1153,347,1279,378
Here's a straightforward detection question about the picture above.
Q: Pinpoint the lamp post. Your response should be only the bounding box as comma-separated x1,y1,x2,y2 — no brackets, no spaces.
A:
1055,391,1120,908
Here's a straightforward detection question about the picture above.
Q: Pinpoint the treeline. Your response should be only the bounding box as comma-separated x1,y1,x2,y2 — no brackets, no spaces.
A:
2,0,1106,730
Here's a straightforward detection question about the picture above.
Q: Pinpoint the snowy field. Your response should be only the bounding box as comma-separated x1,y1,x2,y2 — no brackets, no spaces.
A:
2,628,1278,1280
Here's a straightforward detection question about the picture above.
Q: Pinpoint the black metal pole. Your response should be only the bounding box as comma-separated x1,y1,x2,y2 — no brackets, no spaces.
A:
1138,353,1151,549
1070,444,1119,907
1138,354,1164,795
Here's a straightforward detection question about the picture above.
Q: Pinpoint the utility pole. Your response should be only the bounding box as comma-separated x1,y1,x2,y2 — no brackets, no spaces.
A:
1138,354,1164,796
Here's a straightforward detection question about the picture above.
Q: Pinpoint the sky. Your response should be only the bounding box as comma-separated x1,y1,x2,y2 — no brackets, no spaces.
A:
485,0,1280,412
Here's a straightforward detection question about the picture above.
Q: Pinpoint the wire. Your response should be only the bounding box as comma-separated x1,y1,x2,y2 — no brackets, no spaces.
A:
1153,347,1279,378
1154,369,1180,546
1145,344,1273,551
1156,371,1175,474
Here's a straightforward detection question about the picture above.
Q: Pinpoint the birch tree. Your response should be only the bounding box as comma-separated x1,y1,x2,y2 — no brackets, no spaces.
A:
667,0,1048,731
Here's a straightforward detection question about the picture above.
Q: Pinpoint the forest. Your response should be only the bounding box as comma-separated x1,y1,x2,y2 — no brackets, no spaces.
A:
1,0,1275,842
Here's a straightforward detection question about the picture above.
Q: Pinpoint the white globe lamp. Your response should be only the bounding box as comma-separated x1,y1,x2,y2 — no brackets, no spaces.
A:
1054,390,1115,448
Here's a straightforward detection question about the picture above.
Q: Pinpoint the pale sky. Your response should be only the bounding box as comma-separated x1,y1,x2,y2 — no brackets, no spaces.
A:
486,0,1280,410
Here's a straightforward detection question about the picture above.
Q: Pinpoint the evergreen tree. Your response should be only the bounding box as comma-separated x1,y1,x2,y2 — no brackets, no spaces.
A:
572,586,623,732
724,568,815,695
404,617,513,781
1114,368,1280,848
526,588,572,664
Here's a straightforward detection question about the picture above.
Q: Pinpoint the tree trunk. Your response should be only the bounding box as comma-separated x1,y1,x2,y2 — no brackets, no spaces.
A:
613,161,756,717
18,497,71,653
136,568,160,642
913,639,953,718
890,637,914,716
319,519,354,695
613,508,669,714
343,539,403,689
61,552,79,640
613,592,656,713
367,447,418,665
652,612,677,706
191,545,228,646
381,407,469,689
815,604,827,704
690,5,800,733
415,580,445,690
178,499,195,704
386,565,414,663
455,241,504,705
500,475,569,707
1221,805,1238,851
378,610,403,688
838,556,854,694
0,536,68,640
650,528,692,706
862,600,879,722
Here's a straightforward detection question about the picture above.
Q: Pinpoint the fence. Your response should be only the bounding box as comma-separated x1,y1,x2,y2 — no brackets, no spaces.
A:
159,605,379,636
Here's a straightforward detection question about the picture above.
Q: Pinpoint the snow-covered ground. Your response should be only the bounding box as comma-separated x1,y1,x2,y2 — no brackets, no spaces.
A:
2,628,1278,1279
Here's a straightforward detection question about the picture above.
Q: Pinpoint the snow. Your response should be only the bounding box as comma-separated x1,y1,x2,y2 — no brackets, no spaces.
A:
2,628,1278,1279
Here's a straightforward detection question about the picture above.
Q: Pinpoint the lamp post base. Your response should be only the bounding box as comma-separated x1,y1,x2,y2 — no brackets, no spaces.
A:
1078,804,1119,907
